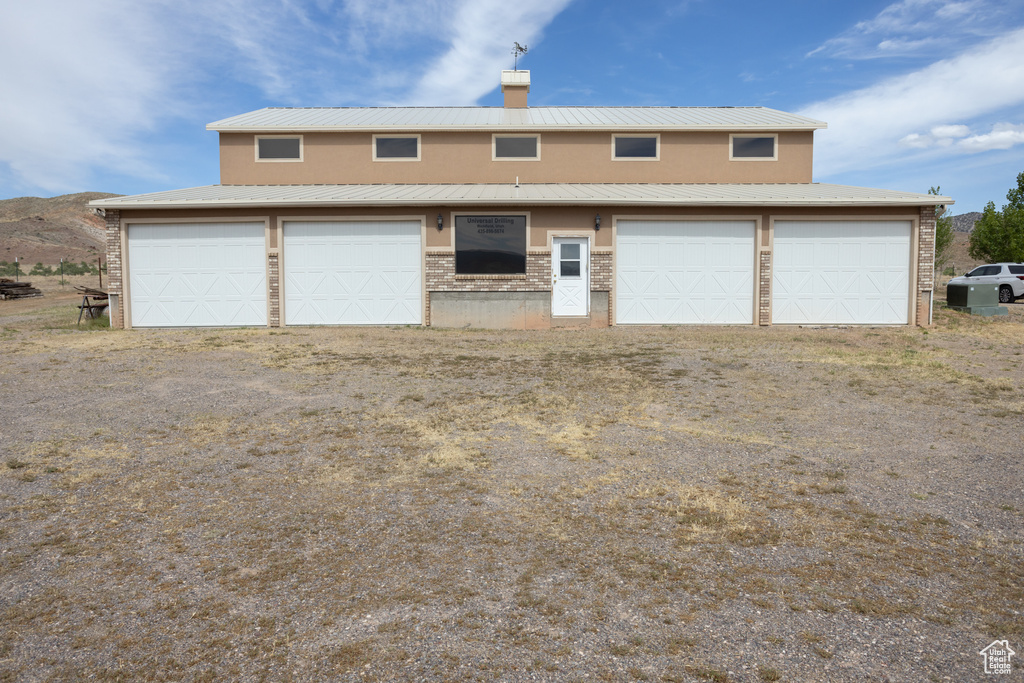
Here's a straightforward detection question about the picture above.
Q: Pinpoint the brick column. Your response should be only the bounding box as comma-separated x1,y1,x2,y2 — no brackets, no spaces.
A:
917,205,936,326
758,250,772,325
590,251,613,291
104,209,124,328
268,253,280,326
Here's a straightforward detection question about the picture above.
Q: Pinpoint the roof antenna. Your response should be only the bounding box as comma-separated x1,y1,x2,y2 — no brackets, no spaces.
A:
512,42,528,71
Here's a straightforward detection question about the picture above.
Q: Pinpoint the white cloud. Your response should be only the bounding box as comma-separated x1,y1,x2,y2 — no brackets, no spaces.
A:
957,123,1024,151
406,0,574,105
930,124,970,138
899,123,971,148
0,0,182,192
899,133,932,148
809,0,1000,59
0,0,573,195
800,27,1024,176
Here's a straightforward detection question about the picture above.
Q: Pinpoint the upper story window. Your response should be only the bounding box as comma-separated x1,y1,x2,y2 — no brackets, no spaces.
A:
730,134,777,161
373,134,420,161
256,135,302,162
493,135,540,161
612,135,659,160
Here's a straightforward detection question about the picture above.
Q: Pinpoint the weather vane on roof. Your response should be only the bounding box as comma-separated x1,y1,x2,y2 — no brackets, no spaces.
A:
512,42,528,70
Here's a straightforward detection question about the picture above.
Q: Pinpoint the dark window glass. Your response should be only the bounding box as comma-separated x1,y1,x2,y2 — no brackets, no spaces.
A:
1009,265,1024,275
561,260,581,277
258,137,301,159
732,136,775,158
968,266,1000,276
615,136,658,158
376,137,418,159
455,216,527,274
495,136,538,158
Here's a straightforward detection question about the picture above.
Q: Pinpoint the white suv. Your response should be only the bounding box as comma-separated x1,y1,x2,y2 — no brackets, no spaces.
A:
948,263,1024,303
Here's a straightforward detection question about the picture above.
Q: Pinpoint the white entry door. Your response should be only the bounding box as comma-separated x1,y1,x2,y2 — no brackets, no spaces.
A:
552,237,589,317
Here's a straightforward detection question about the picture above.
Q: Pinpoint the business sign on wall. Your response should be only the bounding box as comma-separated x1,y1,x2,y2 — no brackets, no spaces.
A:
454,215,527,274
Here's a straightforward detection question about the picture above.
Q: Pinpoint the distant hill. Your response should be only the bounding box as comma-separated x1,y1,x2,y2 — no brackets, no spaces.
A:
950,212,981,233
0,192,120,266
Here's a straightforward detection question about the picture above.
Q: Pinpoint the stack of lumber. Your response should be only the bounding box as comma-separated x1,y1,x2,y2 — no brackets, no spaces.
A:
74,285,108,299
0,279,42,300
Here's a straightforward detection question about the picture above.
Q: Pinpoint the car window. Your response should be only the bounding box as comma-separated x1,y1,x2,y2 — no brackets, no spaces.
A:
1009,265,1024,275
970,266,1001,276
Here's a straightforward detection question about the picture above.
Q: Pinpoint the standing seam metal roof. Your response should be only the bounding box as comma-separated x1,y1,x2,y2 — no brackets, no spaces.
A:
207,106,827,131
89,183,950,209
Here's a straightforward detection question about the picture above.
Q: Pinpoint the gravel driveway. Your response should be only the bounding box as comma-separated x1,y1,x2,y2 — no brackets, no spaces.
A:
2,293,1022,682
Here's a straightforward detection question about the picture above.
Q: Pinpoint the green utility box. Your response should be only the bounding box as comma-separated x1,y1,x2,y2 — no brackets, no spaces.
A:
946,283,1008,316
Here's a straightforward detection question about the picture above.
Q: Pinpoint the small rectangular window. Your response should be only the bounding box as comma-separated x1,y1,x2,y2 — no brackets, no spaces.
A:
613,135,659,159
493,135,539,160
455,215,527,274
256,136,302,161
373,135,420,161
730,135,777,160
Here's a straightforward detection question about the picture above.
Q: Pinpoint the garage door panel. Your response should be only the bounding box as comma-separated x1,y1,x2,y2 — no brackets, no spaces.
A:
773,221,910,325
284,220,422,326
128,223,267,327
616,220,755,325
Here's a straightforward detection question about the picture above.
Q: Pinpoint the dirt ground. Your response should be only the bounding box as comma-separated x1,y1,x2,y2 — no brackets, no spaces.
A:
2,279,1022,682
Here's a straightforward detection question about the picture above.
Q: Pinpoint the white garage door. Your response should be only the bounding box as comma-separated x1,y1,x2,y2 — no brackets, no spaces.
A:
127,222,267,327
616,220,755,324
773,221,911,325
283,221,422,325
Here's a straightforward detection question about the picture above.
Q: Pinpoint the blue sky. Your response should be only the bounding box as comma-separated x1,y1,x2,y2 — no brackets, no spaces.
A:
1,0,1023,214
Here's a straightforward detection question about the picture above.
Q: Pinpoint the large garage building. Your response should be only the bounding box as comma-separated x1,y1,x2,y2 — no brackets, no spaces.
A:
92,71,950,329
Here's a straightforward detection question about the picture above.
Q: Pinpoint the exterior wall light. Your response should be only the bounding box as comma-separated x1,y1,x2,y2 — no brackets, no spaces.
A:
594,214,601,231
437,213,444,231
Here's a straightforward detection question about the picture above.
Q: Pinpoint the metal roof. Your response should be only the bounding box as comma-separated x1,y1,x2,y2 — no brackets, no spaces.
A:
90,183,949,209
207,107,827,132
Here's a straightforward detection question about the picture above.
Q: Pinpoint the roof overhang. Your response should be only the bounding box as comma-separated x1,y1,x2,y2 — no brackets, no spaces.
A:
89,184,952,211
206,107,828,133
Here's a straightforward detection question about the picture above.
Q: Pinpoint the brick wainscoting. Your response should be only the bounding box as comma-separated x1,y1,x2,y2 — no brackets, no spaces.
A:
104,209,124,328
916,204,937,326
268,253,280,327
425,251,614,326
758,250,771,326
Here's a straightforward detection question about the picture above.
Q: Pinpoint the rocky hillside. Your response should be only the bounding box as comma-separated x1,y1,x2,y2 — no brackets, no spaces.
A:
0,192,120,267
950,212,981,233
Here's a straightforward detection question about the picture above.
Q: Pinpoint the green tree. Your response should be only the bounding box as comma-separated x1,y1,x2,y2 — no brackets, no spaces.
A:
928,186,954,271
969,172,1024,263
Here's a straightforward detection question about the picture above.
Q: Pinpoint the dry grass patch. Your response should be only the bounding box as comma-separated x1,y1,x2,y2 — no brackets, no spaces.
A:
1,316,1022,681
652,485,773,545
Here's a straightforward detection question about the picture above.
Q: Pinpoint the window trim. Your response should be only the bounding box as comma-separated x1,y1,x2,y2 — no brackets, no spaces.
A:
729,134,778,161
492,134,541,161
255,135,304,163
372,134,422,162
611,134,661,161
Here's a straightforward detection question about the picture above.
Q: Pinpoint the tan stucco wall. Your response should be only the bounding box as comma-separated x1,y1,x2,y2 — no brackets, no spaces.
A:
503,87,529,108
219,131,814,185
117,204,912,249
